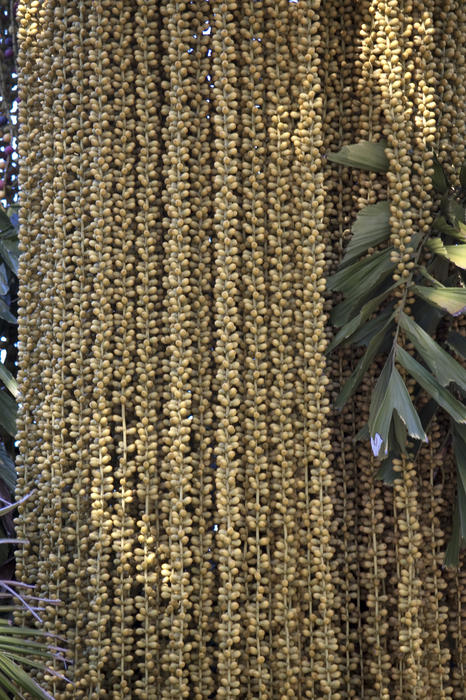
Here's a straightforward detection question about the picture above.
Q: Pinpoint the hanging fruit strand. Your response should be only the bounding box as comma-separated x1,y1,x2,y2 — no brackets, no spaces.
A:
14,0,48,602
238,0,271,695
291,1,342,697
186,3,216,696
264,1,302,694
158,2,197,696
105,3,138,696
59,0,94,690
210,1,245,695
131,2,164,696
354,376,390,699
393,458,426,698
85,1,120,692
319,1,367,694
418,427,451,698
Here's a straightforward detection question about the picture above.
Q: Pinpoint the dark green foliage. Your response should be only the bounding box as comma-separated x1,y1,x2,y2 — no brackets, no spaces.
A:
0,205,18,441
327,142,466,565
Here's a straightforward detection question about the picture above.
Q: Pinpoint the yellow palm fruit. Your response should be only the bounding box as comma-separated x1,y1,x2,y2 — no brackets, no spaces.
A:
452,564,466,697
184,4,216,698
372,0,436,283
23,4,79,693
443,453,466,699
102,3,140,696
406,0,436,247
433,0,466,173
15,0,55,608
263,1,302,694
350,374,390,700
392,457,426,698
417,426,452,698
442,565,464,697
158,2,199,696
446,318,466,697
14,0,466,696
291,2,342,697
53,3,96,693
84,2,123,692
238,0,271,696
355,0,387,210
131,2,164,696
320,2,380,694
210,2,245,695
45,5,94,692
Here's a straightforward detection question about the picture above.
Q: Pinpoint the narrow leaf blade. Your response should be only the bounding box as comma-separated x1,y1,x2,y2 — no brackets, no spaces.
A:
348,305,395,348
369,364,427,454
0,445,15,493
444,244,466,269
0,210,13,236
341,201,391,266
446,331,466,359
368,358,394,456
330,256,395,327
413,285,466,317
368,355,427,457
0,300,16,326
426,237,466,269
335,320,393,410
0,365,18,399
453,426,466,496
432,215,466,240
0,655,54,700
432,154,448,194
396,345,466,424
444,507,461,568
460,162,466,190
458,479,466,541
376,457,397,484
399,312,466,391
328,286,394,353
327,140,389,173
0,392,16,437
327,248,392,295
0,240,18,277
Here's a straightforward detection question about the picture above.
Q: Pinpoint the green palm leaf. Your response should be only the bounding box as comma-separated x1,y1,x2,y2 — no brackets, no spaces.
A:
327,140,389,172
341,201,391,267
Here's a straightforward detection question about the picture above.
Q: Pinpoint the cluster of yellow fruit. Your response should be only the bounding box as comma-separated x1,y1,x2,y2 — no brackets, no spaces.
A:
14,0,465,697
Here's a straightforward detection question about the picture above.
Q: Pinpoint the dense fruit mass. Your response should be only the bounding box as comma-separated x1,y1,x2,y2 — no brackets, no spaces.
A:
15,0,465,697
